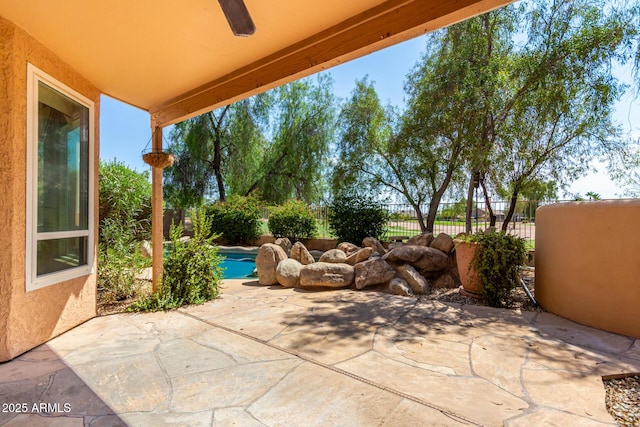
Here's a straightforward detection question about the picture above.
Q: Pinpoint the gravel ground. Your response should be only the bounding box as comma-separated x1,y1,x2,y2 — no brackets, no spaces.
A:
425,269,541,312
604,375,640,426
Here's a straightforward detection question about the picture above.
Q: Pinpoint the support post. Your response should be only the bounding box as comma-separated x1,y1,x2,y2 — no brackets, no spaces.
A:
151,126,163,293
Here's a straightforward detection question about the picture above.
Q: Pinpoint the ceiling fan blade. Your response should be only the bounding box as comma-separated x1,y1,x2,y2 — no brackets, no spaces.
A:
218,0,256,37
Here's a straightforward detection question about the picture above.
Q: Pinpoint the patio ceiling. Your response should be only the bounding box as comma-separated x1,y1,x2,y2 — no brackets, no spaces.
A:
1,0,513,126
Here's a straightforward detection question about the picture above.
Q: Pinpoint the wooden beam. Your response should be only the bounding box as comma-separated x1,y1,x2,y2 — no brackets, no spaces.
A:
150,0,512,127
151,126,163,293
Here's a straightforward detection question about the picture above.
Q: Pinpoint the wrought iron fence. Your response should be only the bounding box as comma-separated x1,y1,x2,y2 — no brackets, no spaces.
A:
259,200,579,245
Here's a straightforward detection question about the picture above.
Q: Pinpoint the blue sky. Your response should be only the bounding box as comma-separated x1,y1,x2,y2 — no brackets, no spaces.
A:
100,35,639,199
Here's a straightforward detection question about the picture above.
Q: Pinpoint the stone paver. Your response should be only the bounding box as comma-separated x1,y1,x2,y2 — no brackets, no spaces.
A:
1,278,638,426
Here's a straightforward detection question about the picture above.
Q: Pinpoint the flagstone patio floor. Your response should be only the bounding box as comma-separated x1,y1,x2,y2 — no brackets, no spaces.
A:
1,279,639,426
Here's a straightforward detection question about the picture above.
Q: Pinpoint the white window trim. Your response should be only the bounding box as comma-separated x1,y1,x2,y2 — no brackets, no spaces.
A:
25,63,95,291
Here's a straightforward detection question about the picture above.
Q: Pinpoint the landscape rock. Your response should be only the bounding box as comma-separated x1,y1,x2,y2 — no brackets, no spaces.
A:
299,262,354,289
383,245,449,273
345,247,373,266
337,242,360,256
394,264,430,294
319,249,348,264
430,233,455,254
290,241,315,265
407,232,434,247
276,259,303,288
274,237,292,255
362,237,386,255
386,278,414,297
256,243,288,286
354,258,396,290
433,272,458,289
387,242,405,251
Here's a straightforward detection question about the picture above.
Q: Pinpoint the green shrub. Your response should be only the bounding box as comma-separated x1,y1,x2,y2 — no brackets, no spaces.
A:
99,160,152,241
205,195,261,243
97,161,152,303
468,231,527,308
97,219,150,303
131,209,223,311
268,200,317,241
328,192,389,244
389,211,413,221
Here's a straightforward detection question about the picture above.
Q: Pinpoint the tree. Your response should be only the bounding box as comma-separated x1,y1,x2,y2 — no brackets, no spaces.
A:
396,0,637,232
400,10,515,232
334,75,469,233
482,0,637,230
245,74,336,204
165,75,335,207
164,95,269,208
608,141,640,197
99,160,152,241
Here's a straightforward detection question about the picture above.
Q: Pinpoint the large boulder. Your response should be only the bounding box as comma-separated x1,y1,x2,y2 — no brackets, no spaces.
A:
354,258,396,290
276,259,303,288
430,233,454,254
394,264,430,294
407,232,434,247
387,242,405,251
383,246,448,272
319,249,347,264
337,242,360,256
290,241,315,265
362,237,387,255
256,243,288,285
345,247,373,266
386,278,414,297
274,237,292,255
433,272,457,289
299,262,354,289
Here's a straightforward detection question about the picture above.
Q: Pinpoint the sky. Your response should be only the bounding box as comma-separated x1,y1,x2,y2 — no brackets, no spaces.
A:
99,34,640,200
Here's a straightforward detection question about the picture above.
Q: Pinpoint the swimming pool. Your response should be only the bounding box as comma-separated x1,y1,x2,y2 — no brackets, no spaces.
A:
220,251,257,279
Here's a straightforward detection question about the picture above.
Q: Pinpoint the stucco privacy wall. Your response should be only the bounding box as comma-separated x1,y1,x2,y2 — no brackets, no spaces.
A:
0,17,100,362
536,200,640,339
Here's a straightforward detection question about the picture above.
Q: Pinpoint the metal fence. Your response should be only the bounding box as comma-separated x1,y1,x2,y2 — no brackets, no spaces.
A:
385,201,540,243
260,200,565,244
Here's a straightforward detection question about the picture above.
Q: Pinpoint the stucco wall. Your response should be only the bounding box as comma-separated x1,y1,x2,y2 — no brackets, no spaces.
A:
0,17,100,361
536,200,640,339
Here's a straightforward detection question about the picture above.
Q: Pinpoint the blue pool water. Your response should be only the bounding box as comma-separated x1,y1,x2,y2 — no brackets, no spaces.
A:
220,252,256,279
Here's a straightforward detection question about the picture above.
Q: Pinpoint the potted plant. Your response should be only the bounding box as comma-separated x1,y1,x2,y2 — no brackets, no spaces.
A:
454,231,527,307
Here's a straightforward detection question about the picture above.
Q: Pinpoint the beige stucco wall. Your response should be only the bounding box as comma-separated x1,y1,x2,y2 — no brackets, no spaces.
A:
0,17,100,361
536,200,640,339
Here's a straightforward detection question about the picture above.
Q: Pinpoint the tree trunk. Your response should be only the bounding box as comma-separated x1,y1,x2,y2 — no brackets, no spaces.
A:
213,133,225,202
465,172,475,234
501,189,520,232
411,202,427,233
207,110,229,202
426,168,456,233
479,178,496,227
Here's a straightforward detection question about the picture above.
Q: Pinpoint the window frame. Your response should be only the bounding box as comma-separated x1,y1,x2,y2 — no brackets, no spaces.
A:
25,64,95,291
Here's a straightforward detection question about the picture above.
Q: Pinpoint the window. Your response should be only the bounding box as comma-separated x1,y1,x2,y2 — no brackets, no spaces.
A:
26,64,94,291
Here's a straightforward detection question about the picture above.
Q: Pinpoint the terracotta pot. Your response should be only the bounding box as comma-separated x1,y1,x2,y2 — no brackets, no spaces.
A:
454,240,482,296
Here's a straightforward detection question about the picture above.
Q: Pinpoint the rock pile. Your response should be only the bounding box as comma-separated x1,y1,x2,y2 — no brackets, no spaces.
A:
256,234,461,297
